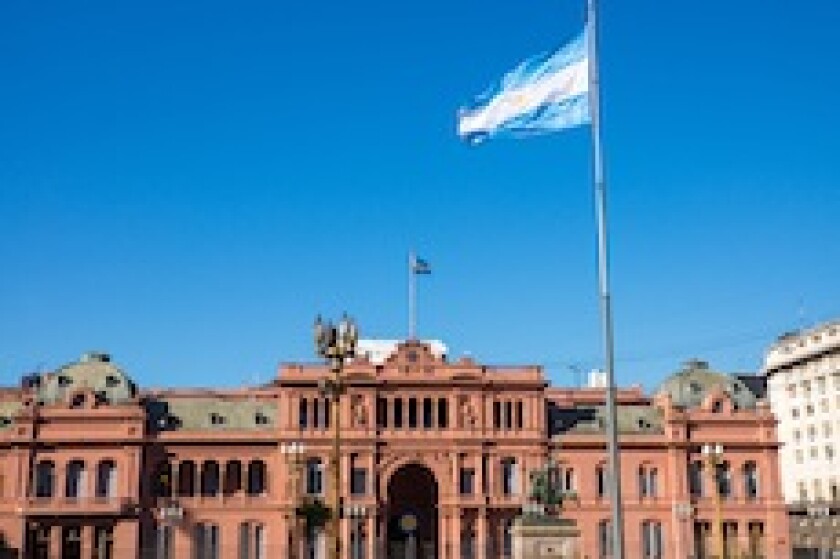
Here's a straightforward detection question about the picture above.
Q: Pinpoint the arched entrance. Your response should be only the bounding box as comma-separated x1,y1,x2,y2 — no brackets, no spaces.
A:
386,463,438,559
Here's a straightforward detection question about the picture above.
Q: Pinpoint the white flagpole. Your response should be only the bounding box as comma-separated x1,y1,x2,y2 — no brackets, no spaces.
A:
587,0,625,556
408,250,417,339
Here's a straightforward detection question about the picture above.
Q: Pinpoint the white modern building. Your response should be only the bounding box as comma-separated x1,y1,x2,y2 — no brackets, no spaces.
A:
763,319,840,557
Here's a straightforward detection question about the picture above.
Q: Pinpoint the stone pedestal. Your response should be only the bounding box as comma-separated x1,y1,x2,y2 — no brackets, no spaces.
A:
511,516,580,559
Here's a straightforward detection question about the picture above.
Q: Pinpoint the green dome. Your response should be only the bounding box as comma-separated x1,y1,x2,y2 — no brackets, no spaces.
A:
37,352,137,405
655,359,757,410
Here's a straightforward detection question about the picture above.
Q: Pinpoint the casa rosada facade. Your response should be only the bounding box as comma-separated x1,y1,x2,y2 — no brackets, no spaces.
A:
0,341,790,558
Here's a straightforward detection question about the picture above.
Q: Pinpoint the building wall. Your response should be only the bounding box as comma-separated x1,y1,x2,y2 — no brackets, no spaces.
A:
0,343,791,558
763,320,840,554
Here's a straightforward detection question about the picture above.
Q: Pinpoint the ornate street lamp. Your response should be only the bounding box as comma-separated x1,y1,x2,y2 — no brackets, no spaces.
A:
281,442,307,559
314,314,359,559
702,443,725,559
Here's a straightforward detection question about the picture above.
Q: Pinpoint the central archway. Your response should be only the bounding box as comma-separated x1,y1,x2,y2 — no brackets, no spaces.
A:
386,463,438,559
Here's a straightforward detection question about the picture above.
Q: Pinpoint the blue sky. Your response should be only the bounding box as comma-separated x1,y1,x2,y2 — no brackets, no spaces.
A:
1,0,838,390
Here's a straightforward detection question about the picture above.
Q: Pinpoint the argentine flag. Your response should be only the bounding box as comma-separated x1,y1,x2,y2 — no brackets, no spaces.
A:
458,27,590,143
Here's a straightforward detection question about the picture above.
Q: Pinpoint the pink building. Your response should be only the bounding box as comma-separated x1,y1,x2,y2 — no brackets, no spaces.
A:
0,344,789,558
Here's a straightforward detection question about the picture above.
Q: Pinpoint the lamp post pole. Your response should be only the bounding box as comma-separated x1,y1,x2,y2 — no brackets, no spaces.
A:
281,442,306,559
315,314,359,559
703,444,725,559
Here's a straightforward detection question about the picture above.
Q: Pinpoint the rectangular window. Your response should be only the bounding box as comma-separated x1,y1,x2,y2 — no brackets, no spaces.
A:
493,401,501,429
351,468,367,495
408,398,417,429
394,399,403,429
515,401,524,430
504,401,513,430
437,398,448,428
299,399,308,429
423,398,433,429
459,468,475,495
306,459,323,496
501,458,518,496
376,398,387,429
688,461,703,497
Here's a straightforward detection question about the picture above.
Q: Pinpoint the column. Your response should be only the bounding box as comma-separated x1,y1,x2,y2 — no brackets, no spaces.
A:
81,525,93,559
450,509,462,559
114,520,139,558
487,455,496,499
49,525,61,559
365,514,376,559
477,510,487,559
438,512,449,559
341,516,352,559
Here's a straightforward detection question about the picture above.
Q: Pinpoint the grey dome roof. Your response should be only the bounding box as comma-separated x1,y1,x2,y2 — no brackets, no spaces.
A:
37,352,137,405
655,359,757,410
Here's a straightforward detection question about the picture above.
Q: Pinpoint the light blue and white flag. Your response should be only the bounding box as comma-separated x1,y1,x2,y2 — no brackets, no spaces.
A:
457,27,590,143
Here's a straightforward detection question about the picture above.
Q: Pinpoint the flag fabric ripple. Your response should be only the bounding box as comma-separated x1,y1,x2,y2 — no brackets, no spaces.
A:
457,28,590,143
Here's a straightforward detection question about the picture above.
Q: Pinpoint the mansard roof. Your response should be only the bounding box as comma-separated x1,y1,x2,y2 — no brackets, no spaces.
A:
144,392,276,431
550,402,665,436
0,400,22,429
654,359,758,410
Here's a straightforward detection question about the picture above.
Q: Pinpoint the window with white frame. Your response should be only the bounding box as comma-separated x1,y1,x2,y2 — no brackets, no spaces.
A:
743,462,759,500
306,458,323,496
641,520,663,559
238,522,265,559
193,523,220,559
598,519,612,559
501,458,518,496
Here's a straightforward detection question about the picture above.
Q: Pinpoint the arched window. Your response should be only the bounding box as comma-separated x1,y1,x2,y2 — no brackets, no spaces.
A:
238,522,266,559
155,523,173,559
194,523,220,559
639,465,658,498
96,460,117,499
641,520,663,559
460,524,476,559
743,462,759,500
650,468,658,498
202,461,220,497
596,464,609,498
66,460,86,499
225,461,243,496
598,519,612,558
502,518,514,559
688,460,703,497
35,460,55,498
248,460,267,496
179,461,196,497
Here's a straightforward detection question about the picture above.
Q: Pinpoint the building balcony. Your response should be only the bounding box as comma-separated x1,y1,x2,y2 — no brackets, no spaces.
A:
23,495,134,516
